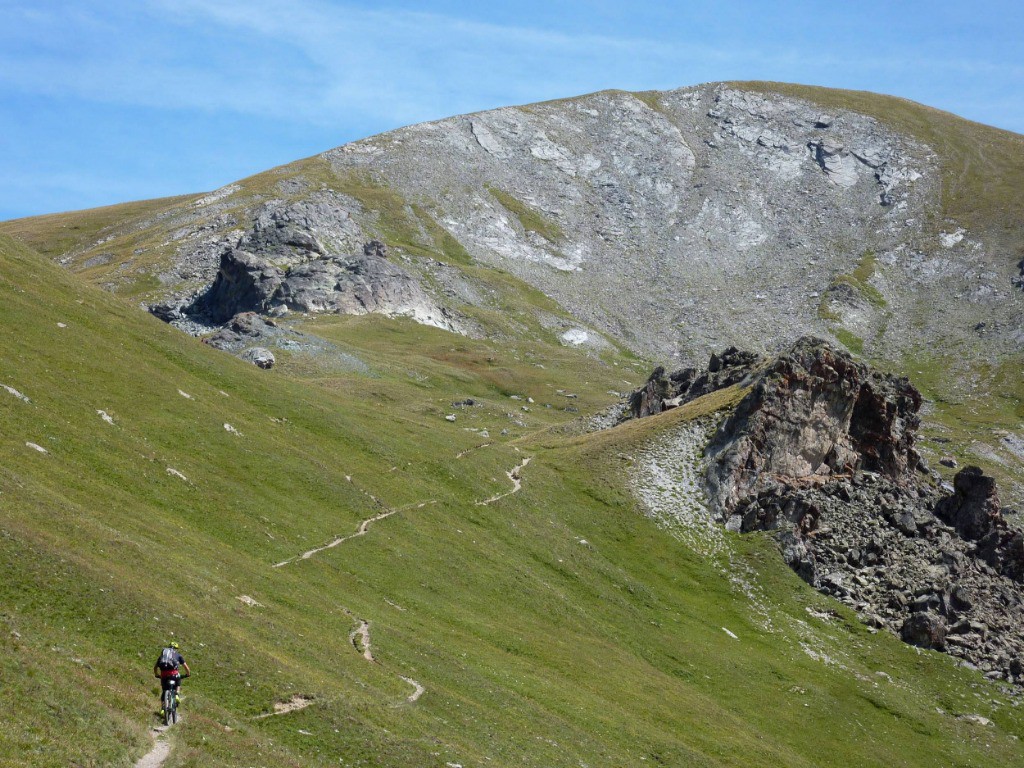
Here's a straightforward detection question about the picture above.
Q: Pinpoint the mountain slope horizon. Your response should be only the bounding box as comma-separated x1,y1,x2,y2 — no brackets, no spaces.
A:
5,79,1023,359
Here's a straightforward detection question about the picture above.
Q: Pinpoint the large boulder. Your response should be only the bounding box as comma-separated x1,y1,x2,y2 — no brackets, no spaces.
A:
901,612,947,650
240,347,275,370
935,466,1001,540
936,466,1024,581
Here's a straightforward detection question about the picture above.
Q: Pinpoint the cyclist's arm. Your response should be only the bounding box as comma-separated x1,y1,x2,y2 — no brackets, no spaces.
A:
153,663,161,678
182,661,192,676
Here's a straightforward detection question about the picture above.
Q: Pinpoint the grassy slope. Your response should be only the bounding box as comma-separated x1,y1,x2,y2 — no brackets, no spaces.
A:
0,194,202,261
2,236,1023,767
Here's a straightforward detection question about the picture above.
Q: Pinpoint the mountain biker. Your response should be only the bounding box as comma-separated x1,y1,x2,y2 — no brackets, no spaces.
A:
153,641,191,715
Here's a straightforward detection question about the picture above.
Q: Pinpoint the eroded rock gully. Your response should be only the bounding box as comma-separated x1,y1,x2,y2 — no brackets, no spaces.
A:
625,337,1024,684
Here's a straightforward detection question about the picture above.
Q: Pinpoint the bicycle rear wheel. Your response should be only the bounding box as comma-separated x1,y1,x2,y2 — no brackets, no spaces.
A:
163,689,174,726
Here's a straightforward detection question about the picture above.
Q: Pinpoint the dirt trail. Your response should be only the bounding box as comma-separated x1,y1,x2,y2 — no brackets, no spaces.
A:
476,456,532,506
346,616,426,704
253,694,314,719
350,619,375,662
455,442,492,459
399,676,425,702
273,501,435,567
133,726,170,768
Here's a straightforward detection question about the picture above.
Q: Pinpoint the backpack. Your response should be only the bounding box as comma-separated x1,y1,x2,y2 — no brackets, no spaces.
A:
157,647,179,671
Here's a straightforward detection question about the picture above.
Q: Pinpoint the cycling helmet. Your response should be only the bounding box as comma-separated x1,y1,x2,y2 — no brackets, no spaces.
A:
169,641,180,649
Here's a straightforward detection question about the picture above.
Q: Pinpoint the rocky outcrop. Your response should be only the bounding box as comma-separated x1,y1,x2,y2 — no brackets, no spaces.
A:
197,248,285,322
936,466,1024,581
701,337,922,514
190,240,462,332
273,243,432,317
625,338,1024,682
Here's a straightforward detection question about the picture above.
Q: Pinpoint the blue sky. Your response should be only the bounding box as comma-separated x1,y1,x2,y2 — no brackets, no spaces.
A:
2,0,1022,219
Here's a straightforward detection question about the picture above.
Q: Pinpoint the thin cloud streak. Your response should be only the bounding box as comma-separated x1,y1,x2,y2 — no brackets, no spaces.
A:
2,0,1020,134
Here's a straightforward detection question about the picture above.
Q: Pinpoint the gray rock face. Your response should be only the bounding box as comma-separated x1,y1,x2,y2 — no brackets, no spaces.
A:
198,249,285,322
337,84,937,360
274,244,436,320
191,239,462,333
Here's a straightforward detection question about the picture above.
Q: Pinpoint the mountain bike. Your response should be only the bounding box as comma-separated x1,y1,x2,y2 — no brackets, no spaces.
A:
161,674,188,725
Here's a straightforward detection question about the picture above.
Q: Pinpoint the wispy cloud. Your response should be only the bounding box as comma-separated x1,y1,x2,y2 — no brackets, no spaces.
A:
2,0,1021,136
0,0,773,130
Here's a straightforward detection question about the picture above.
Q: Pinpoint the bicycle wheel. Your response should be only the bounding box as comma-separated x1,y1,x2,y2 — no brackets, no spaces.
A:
163,689,174,726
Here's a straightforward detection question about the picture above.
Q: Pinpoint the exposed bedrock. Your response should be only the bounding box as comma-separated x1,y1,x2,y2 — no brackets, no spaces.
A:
190,239,461,333
704,336,922,514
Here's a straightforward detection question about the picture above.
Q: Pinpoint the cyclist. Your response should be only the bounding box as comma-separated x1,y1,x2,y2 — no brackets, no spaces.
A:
153,641,191,716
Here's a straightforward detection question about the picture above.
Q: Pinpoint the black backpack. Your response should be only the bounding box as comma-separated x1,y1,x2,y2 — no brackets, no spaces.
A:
157,647,179,671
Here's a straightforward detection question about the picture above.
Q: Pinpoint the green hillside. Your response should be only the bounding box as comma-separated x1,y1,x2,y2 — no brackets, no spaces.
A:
3,234,1023,767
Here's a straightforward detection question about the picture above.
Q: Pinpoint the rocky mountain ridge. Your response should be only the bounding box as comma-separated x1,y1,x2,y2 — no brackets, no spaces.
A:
13,81,1022,371
623,338,1024,683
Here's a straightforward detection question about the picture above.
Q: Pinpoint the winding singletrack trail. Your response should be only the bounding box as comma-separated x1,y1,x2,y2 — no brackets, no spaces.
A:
133,726,171,768
400,676,425,703
253,694,315,719
273,501,435,567
347,616,426,704
476,456,532,506
455,442,492,459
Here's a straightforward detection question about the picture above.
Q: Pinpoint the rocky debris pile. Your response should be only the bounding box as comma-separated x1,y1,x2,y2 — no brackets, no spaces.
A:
201,312,279,369
751,469,1024,683
204,312,278,352
624,337,1024,682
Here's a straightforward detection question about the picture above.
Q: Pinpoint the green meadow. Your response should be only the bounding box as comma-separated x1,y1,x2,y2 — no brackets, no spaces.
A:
2,232,1023,767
